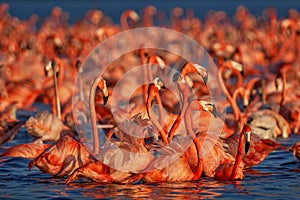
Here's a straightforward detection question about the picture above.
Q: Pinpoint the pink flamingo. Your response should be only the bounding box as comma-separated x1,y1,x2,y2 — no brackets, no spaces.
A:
28,76,109,177
214,125,252,180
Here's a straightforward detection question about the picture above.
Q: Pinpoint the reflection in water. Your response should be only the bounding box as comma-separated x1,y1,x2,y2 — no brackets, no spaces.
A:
67,181,224,199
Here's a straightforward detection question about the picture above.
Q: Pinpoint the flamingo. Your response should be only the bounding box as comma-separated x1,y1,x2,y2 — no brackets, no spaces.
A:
214,125,252,180
28,76,109,177
65,78,157,184
28,135,92,177
182,98,236,178
0,120,24,145
25,110,72,142
146,78,169,144
0,102,24,145
120,10,140,30
123,99,218,184
168,62,208,141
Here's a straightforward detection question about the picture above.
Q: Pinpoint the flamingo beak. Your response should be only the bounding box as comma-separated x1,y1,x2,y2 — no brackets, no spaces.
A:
172,72,181,82
202,75,208,85
211,104,218,118
240,70,244,77
153,77,166,90
103,95,109,105
194,64,208,84
245,131,251,155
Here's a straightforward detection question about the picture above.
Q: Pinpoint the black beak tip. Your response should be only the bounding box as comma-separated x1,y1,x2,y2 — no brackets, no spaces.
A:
103,95,109,105
161,85,166,89
212,106,218,118
245,141,250,155
203,76,208,85
240,70,244,77
172,72,180,82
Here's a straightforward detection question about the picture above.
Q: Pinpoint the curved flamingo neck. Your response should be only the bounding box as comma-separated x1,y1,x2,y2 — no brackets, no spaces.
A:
52,60,61,119
90,77,102,155
180,63,196,77
120,10,138,30
120,11,131,30
184,101,202,180
230,125,246,179
218,65,241,121
246,77,260,91
140,48,148,105
168,84,189,141
146,85,168,144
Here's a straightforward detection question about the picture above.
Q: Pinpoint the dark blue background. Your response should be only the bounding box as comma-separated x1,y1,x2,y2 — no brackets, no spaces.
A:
3,0,299,24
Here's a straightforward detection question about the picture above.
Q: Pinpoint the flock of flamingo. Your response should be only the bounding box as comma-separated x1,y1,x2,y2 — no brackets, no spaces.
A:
0,3,300,185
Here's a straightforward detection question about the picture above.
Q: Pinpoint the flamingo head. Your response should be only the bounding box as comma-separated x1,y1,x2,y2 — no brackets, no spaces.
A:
229,60,244,77
44,60,59,78
129,10,140,23
194,63,208,84
97,78,109,105
147,77,165,99
75,60,83,74
148,55,166,73
243,89,250,111
244,124,252,155
172,72,185,83
153,77,166,90
198,100,218,118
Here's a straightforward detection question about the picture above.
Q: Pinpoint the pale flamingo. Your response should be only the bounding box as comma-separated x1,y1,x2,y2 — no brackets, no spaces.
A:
182,98,236,178
28,76,109,177
122,99,218,184
65,77,155,184
146,79,169,144
25,110,69,142
0,121,24,145
0,102,24,145
168,62,208,141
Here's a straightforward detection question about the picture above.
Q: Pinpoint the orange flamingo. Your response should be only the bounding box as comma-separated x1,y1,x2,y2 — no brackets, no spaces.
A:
120,10,140,30
214,125,252,180
28,135,92,177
